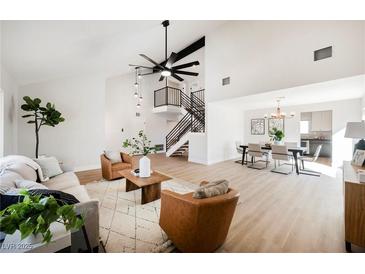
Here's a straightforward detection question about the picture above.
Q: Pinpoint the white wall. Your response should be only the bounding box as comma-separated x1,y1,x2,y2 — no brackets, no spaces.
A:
205,21,365,103
105,72,170,153
206,102,244,164
244,98,362,167
0,66,18,156
188,132,207,164
17,74,105,170
105,48,205,155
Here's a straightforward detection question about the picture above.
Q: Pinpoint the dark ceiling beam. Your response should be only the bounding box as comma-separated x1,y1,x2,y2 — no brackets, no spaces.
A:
153,36,205,69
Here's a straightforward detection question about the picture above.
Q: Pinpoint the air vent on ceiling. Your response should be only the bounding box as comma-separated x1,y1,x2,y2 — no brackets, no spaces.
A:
222,77,230,86
136,112,141,117
314,46,332,61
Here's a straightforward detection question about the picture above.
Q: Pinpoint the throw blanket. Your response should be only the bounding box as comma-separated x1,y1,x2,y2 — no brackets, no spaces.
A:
0,155,48,182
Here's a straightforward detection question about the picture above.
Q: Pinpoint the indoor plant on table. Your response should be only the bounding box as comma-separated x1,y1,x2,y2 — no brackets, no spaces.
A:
0,190,84,245
269,127,285,144
123,130,156,177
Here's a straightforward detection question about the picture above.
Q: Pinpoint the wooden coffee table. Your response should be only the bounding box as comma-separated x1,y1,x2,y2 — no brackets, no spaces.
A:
119,169,171,204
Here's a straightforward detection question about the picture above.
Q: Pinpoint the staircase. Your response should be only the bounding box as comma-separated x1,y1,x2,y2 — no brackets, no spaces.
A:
156,87,205,157
170,141,189,157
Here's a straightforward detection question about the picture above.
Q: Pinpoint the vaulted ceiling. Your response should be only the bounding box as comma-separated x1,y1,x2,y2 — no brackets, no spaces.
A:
1,20,224,85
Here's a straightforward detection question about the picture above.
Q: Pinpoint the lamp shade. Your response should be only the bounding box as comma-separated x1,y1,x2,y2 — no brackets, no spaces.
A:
344,122,365,139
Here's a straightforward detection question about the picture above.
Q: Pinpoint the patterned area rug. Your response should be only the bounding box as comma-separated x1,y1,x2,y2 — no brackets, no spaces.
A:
85,177,197,253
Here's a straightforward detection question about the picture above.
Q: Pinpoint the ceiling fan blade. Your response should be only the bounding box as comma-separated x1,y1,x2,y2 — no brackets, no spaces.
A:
174,70,199,76
165,52,178,68
172,61,199,70
140,72,157,76
139,54,165,70
128,64,155,70
171,73,184,82
159,75,165,81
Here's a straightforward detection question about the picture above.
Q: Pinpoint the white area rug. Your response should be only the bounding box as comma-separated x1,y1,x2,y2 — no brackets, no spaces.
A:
85,177,197,253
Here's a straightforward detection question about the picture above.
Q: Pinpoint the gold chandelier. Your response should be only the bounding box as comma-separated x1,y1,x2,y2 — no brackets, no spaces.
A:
264,97,295,119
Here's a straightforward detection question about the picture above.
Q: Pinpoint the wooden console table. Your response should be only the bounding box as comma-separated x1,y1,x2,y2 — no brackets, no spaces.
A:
343,161,365,252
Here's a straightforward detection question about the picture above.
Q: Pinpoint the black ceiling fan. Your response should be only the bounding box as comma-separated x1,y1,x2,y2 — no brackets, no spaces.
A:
129,20,200,82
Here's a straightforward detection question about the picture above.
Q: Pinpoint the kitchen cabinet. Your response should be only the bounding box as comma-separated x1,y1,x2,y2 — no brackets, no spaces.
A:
310,111,332,131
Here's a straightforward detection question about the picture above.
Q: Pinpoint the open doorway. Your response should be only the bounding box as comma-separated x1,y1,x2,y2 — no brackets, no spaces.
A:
300,110,332,166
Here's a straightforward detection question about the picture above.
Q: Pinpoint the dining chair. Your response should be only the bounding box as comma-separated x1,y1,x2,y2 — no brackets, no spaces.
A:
234,141,246,164
271,144,294,175
247,143,269,170
298,144,322,176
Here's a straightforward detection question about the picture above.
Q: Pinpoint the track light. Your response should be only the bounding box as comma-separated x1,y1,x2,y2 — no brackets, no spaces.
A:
136,103,141,108
134,91,138,98
139,95,143,101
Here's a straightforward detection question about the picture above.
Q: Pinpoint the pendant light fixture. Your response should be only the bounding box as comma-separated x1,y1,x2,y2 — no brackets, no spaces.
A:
133,67,142,108
133,67,139,98
264,97,295,119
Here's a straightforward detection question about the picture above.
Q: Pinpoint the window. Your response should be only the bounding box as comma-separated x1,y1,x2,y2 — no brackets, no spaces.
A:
300,121,309,134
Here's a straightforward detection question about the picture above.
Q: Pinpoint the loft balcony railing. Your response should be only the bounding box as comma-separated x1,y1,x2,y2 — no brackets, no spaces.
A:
153,86,205,151
154,86,181,108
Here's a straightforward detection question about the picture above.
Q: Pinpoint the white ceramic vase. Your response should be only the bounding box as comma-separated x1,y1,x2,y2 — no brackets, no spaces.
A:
139,155,151,177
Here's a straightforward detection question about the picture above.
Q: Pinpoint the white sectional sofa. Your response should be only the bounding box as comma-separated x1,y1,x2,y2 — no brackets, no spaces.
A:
0,155,99,253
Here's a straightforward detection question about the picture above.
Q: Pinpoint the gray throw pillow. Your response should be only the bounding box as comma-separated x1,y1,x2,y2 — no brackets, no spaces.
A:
15,179,48,190
192,179,229,199
104,150,122,163
33,156,63,178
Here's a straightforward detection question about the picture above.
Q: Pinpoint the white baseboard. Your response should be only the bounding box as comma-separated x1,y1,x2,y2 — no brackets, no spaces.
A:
188,157,208,165
74,164,100,172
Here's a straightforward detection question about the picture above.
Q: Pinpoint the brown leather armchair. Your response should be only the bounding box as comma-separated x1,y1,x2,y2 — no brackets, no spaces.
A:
159,184,240,252
100,152,134,180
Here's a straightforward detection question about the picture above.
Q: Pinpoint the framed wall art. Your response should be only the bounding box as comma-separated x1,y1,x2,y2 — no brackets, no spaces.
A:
251,118,265,135
268,118,284,133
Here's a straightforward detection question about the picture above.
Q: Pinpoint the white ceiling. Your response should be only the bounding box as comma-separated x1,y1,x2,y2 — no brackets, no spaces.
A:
212,75,365,110
1,20,224,85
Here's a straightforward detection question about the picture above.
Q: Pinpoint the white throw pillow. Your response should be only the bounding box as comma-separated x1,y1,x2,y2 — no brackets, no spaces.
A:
5,163,38,181
33,156,63,178
104,150,122,163
15,179,48,190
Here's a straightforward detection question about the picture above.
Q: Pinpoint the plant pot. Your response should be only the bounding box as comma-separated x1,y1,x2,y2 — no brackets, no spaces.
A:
274,140,283,145
4,230,44,248
139,155,151,178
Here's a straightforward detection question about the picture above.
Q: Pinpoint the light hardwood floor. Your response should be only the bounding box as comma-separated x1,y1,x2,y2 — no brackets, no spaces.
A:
76,154,362,252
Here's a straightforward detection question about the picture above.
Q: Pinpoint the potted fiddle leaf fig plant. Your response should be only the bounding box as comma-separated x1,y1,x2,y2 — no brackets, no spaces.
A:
123,130,156,177
21,96,65,158
269,127,285,144
0,189,84,244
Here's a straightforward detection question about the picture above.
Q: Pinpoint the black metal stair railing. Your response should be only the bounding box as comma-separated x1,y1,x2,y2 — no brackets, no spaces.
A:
166,112,205,150
191,89,205,102
164,89,205,151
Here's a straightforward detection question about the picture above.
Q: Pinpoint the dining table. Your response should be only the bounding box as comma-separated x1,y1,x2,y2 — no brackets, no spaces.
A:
240,145,307,175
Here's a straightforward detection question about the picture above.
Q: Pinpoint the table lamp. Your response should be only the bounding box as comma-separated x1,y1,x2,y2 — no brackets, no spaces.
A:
344,121,365,152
